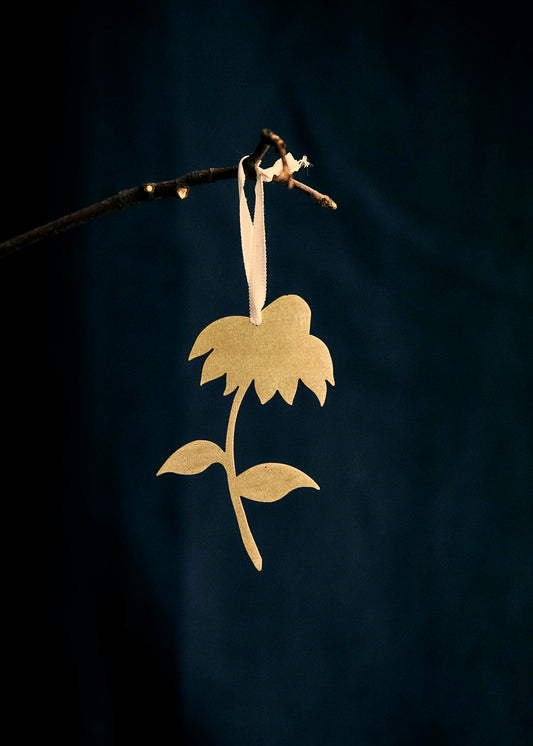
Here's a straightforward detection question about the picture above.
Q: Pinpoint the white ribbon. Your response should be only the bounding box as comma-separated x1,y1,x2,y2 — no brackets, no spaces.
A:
238,153,307,325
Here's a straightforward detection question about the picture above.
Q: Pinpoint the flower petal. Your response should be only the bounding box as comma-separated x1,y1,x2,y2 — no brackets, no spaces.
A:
189,315,248,360
253,375,279,405
276,376,299,405
200,350,227,385
263,294,312,333
189,321,218,360
305,336,335,382
300,370,328,406
223,373,241,396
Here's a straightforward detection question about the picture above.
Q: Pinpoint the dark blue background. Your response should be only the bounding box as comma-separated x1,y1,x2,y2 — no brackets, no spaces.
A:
3,2,531,744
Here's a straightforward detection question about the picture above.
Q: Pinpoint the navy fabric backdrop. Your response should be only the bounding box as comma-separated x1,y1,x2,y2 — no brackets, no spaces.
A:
3,2,531,744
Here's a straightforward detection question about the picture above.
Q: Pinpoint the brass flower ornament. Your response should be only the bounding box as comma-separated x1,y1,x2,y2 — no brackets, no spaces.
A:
157,295,334,570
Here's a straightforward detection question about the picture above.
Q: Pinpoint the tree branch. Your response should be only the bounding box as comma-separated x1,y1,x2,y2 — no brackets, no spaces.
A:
0,129,337,259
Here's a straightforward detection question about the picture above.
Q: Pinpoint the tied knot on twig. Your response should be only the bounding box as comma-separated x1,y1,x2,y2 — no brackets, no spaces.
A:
239,152,310,325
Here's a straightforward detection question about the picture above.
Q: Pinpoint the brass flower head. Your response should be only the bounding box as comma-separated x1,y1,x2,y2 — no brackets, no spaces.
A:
189,294,335,405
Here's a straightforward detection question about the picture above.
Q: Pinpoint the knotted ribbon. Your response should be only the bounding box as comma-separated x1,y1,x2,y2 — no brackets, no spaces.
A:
238,153,307,325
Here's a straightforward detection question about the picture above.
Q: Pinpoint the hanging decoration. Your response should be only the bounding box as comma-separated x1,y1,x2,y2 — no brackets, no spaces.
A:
157,147,334,570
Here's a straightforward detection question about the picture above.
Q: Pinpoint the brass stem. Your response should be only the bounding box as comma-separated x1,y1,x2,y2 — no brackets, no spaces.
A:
224,385,262,571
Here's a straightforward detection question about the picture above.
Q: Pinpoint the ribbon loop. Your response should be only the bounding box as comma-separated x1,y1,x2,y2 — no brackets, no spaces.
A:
238,154,307,325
